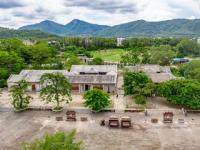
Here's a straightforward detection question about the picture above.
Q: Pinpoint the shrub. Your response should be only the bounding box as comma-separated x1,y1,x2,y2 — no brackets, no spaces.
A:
22,130,83,150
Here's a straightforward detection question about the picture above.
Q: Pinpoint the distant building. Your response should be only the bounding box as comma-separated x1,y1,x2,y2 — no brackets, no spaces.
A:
117,38,125,47
48,40,58,45
77,54,93,63
125,65,176,83
197,38,200,44
23,40,36,46
7,65,118,94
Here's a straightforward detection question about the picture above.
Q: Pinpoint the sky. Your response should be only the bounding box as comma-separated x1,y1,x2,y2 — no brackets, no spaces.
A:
0,0,200,28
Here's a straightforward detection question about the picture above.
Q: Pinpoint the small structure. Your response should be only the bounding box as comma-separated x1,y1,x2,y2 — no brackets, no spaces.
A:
66,111,76,121
77,54,93,63
56,116,63,121
121,117,132,128
197,37,200,44
178,119,185,124
151,118,158,123
172,58,189,64
109,116,119,128
80,116,88,121
163,112,173,123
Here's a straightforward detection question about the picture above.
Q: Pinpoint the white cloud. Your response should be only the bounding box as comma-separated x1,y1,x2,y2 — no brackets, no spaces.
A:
0,0,200,28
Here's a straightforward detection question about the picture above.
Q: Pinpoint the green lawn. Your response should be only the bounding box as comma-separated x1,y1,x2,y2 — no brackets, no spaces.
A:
91,49,125,62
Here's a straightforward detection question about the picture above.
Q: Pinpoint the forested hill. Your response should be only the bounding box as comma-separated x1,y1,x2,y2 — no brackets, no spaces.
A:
96,19,200,37
19,19,200,37
0,27,59,39
20,19,110,36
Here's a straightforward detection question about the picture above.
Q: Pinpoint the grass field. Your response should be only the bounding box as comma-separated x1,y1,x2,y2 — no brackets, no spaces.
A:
91,49,125,62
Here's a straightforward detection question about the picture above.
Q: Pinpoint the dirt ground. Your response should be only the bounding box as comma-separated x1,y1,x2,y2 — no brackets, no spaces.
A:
1,110,200,150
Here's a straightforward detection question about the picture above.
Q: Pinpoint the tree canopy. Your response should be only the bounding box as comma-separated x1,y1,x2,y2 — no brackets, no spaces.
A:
40,73,72,111
177,39,200,56
120,50,140,65
84,89,111,112
157,79,200,109
179,60,200,81
123,72,151,95
89,57,104,65
10,80,32,112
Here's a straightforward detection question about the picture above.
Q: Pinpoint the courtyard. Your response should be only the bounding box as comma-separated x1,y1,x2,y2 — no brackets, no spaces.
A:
0,110,200,150
1,68,200,150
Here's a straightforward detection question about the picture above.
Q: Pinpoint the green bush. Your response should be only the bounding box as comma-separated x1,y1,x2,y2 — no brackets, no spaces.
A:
89,57,104,65
22,130,83,150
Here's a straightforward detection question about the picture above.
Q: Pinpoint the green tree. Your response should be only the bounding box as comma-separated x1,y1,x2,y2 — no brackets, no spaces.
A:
157,79,200,109
22,130,83,150
65,55,81,70
139,82,156,97
179,60,200,81
123,72,150,95
10,80,32,112
120,51,140,65
28,42,56,66
149,49,176,66
0,68,9,87
84,89,111,112
177,39,200,56
89,57,104,65
40,73,72,112
0,51,24,73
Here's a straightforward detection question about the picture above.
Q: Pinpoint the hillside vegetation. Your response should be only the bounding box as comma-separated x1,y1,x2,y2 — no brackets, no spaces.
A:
18,19,200,37
0,27,59,39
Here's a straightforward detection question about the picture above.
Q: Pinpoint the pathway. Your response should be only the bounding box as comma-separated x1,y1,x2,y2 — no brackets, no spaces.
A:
114,74,125,113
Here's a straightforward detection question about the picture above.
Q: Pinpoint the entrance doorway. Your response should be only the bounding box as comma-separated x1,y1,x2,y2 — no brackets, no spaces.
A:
32,84,36,92
85,85,90,91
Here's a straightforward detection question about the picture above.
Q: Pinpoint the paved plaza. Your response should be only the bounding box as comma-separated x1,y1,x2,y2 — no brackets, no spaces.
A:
0,110,200,150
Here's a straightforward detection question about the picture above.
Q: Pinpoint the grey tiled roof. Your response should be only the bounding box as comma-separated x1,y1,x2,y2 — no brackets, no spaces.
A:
8,70,69,83
70,65,117,74
125,64,176,83
7,66,118,84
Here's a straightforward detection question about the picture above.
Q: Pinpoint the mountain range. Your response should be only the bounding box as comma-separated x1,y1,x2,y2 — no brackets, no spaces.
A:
19,19,110,36
3,19,200,38
0,27,58,39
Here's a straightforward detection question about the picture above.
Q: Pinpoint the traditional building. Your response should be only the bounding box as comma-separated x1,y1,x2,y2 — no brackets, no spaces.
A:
7,70,69,92
125,65,176,83
69,65,117,93
7,65,118,94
